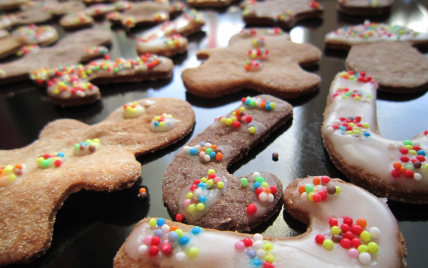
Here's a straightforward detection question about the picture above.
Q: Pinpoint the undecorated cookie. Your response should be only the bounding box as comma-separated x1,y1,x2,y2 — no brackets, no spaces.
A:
0,29,112,85
136,9,205,57
345,42,428,93
337,0,393,16
30,54,174,106
0,35,23,59
163,95,292,231
323,71,428,203
114,176,406,267
242,0,323,29
182,28,321,99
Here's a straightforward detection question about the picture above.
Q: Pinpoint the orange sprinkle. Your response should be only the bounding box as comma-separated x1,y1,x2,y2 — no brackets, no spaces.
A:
400,167,407,173
393,162,402,170
299,185,306,194
15,164,23,169
200,147,206,152
170,226,178,231
313,177,320,185
139,188,146,193
260,102,266,108
357,218,367,228
264,188,271,194
211,145,217,149
216,152,223,161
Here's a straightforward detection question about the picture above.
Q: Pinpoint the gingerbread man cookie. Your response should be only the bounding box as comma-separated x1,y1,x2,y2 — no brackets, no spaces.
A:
136,10,205,57
30,54,174,106
337,0,393,16
0,97,195,266
0,29,112,85
242,0,323,29
163,95,292,231
182,28,321,99
13,1,53,25
114,176,406,267
323,71,428,203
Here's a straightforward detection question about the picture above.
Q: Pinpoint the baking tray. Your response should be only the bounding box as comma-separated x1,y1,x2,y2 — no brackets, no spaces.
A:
1,0,428,267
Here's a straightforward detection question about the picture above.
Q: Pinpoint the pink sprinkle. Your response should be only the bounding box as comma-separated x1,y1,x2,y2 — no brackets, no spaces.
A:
235,241,245,251
214,177,221,184
143,235,153,245
183,199,191,207
348,248,359,258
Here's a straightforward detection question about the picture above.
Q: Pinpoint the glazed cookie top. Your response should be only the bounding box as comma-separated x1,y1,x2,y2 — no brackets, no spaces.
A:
115,177,405,268
12,24,57,46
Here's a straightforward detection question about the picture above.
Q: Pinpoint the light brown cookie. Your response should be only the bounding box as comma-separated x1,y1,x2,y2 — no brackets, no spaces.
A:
43,0,87,16
12,24,58,47
114,177,406,268
15,1,53,25
0,0,27,10
0,29,112,85
136,10,205,57
182,28,321,99
0,14,21,29
187,0,239,8
0,35,22,59
345,42,428,93
337,0,393,16
242,0,323,29
163,95,292,231
325,21,428,51
323,71,428,203
0,97,195,266
30,54,174,106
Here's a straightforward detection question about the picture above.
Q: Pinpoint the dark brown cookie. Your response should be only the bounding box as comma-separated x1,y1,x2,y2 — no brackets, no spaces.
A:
337,0,393,16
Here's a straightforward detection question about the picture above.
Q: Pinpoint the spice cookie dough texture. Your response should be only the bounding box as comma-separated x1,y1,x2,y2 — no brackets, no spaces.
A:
337,0,393,16
43,0,87,16
30,54,174,106
163,95,292,231
323,71,428,203
136,9,205,57
0,97,195,266
114,177,406,267
11,1,54,25
182,28,321,99
242,0,323,29
0,29,112,85
0,0,27,10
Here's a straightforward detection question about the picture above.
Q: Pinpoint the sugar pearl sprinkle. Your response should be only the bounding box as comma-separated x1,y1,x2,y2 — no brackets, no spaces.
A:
332,86,371,102
16,45,40,56
326,116,371,137
13,24,56,44
37,152,65,169
235,233,275,268
73,139,101,156
124,16,136,27
150,113,177,132
315,216,380,265
86,46,108,55
332,20,422,41
244,59,262,71
339,70,376,83
0,164,25,188
242,96,276,111
183,142,223,162
390,139,427,181
251,38,265,47
140,218,201,259
298,176,341,202
123,101,145,118
139,188,147,199
183,9,203,23
243,172,277,214
215,106,257,134
249,48,269,61
183,169,224,213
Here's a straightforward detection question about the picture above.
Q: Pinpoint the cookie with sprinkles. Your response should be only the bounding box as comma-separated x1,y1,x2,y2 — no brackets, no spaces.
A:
182,28,321,99
114,177,406,267
337,0,393,16
136,9,205,57
0,97,195,266
30,54,174,106
0,28,112,85
0,14,20,29
0,0,27,11
12,24,58,47
325,20,428,51
163,95,292,231
43,0,86,16
323,71,428,203
242,0,323,29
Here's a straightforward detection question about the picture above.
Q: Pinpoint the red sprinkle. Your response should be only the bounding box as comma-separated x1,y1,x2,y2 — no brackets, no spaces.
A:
270,185,277,195
351,224,363,235
340,238,351,249
343,216,353,226
321,176,331,183
176,214,184,222
246,204,257,215
341,224,351,233
329,217,338,227
405,170,414,178
351,238,361,248
344,231,354,240
243,238,253,247
161,243,171,254
315,234,325,244
148,245,159,256
151,236,160,246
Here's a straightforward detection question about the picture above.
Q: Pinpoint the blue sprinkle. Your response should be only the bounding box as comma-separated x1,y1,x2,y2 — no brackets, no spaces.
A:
248,123,255,127
265,104,271,110
253,182,261,190
168,231,178,242
364,132,371,137
198,183,207,189
154,121,159,126
210,152,216,158
418,150,426,156
57,152,65,157
157,218,165,227
199,142,205,147
339,126,346,131
252,258,262,266
154,229,163,237
247,250,256,258
191,226,202,235
189,148,197,155
199,196,207,203
178,236,190,246
245,99,251,106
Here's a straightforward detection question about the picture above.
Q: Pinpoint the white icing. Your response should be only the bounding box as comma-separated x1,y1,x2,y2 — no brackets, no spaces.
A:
12,25,57,45
123,178,402,267
0,29,9,39
73,139,101,156
150,114,178,132
245,174,278,223
123,102,145,118
323,72,428,189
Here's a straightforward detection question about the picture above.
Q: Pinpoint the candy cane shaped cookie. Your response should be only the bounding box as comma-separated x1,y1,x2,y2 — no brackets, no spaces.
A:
136,10,205,57
323,71,428,203
114,177,406,267
162,95,292,231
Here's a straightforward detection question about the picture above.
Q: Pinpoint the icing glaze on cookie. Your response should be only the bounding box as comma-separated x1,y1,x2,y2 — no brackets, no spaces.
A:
181,142,225,162
0,14,19,29
118,177,404,267
0,164,26,188
37,152,65,168
150,113,178,132
16,45,40,56
325,20,428,47
12,25,57,45
73,139,101,156
61,12,93,26
323,71,428,199
123,101,145,118
0,29,9,39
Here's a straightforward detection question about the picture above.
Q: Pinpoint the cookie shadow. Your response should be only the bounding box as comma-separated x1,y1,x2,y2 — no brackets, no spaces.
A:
336,11,390,24
283,208,307,236
377,89,428,102
185,88,262,108
294,17,324,30
323,48,349,60
387,201,428,222
98,77,173,97
186,31,207,44
53,101,104,120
